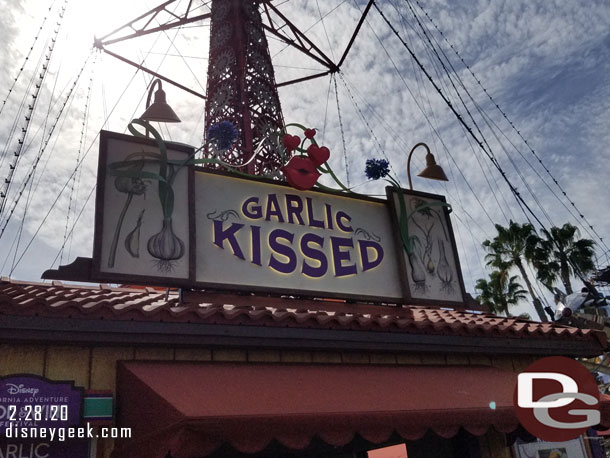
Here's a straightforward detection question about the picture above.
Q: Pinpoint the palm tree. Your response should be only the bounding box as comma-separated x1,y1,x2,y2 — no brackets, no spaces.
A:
475,270,528,317
528,223,595,295
482,221,548,321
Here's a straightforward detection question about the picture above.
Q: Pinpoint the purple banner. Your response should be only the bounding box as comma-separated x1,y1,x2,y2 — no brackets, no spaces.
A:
0,375,83,437
0,438,89,458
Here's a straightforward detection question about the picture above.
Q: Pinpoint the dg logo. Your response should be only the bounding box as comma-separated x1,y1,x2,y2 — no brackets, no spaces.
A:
514,356,600,441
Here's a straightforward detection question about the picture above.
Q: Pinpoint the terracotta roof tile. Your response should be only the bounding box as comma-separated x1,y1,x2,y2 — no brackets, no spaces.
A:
0,278,607,349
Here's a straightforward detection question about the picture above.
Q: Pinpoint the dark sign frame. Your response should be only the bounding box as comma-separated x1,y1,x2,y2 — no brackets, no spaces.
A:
92,130,196,288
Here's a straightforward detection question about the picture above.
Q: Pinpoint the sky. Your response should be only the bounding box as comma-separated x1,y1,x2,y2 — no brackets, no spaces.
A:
0,0,609,320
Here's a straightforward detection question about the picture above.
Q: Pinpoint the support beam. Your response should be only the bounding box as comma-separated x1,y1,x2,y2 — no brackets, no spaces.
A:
276,70,332,88
97,0,211,47
338,0,375,68
100,12,211,47
99,48,206,100
264,1,338,71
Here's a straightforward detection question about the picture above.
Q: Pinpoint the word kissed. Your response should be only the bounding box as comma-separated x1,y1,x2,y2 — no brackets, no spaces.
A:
212,193,384,277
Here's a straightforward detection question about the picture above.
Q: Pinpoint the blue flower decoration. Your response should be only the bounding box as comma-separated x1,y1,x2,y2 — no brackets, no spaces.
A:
365,158,390,180
208,121,239,150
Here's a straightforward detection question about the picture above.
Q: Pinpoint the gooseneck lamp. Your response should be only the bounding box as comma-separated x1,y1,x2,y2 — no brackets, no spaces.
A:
406,142,449,190
140,79,181,123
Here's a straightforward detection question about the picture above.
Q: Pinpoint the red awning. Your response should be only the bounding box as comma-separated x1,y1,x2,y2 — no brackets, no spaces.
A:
112,361,522,458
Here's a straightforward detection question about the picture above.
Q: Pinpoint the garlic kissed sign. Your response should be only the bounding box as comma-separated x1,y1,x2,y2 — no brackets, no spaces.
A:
93,130,466,304
195,172,403,300
93,130,404,300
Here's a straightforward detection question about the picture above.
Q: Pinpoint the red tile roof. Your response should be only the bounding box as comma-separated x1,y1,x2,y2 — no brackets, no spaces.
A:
0,278,606,350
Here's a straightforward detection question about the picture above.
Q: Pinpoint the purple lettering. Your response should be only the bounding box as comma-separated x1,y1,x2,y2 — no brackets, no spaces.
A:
242,197,262,219
336,211,353,232
325,204,334,230
213,221,245,260
250,225,262,266
300,233,328,278
359,240,384,271
269,229,297,274
331,236,357,277
265,194,285,223
306,197,325,228
286,194,305,225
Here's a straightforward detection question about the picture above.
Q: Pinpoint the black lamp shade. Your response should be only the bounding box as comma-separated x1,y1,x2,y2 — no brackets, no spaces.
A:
417,152,448,182
140,87,181,123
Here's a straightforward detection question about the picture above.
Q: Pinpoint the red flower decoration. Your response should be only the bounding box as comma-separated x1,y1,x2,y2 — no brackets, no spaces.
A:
304,128,316,139
306,144,330,166
281,156,321,190
282,134,301,152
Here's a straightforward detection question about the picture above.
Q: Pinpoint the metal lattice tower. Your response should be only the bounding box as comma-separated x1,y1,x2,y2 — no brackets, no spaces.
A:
95,0,370,174
204,0,284,176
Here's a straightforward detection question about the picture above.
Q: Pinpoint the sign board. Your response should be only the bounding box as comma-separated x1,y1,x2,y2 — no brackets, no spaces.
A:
0,375,87,458
387,187,467,307
93,130,466,305
0,375,83,435
0,439,90,458
93,131,192,286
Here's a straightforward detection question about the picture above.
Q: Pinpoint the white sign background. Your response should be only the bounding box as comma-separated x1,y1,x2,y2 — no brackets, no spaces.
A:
195,172,404,300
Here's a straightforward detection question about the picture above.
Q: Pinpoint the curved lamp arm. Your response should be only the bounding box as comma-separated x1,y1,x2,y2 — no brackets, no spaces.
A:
146,79,163,109
406,142,431,190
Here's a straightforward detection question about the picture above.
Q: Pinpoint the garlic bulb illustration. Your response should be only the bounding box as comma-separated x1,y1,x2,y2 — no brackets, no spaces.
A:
437,240,453,293
124,210,145,258
147,218,185,272
408,251,426,291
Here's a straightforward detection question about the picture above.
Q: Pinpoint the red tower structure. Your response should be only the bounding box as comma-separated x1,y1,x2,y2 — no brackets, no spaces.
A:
95,0,371,176
205,0,284,176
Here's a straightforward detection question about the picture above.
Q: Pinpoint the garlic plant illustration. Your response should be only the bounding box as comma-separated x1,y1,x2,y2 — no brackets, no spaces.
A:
124,209,145,258
107,160,147,268
145,151,187,272
408,238,427,291
141,119,240,271
409,197,451,277
363,158,452,293
410,198,434,274
106,130,182,272
147,217,184,271
437,240,453,293
108,118,240,273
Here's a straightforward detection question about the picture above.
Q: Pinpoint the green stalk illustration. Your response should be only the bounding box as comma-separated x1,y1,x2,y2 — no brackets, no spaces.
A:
127,120,184,272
